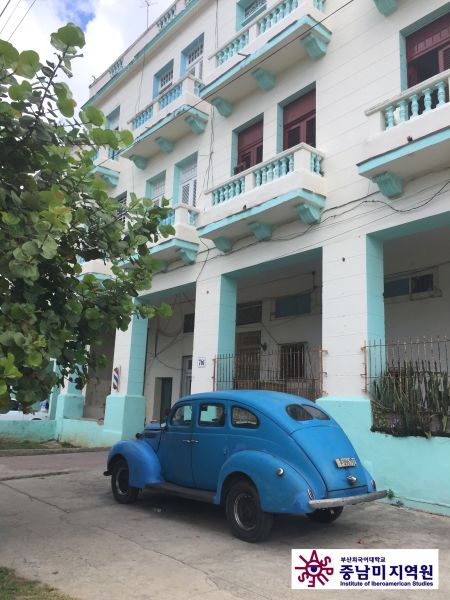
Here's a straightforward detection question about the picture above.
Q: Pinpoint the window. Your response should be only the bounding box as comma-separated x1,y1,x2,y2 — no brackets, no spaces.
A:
235,120,263,174
384,271,437,300
275,293,311,318
236,0,266,29
170,404,192,427
159,68,173,93
183,313,195,333
244,0,265,20
106,107,120,161
154,61,174,98
286,404,329,421
280,343,305,379
406,13,450,87
179,158,197,207
283,90,316,150
149,174,165,206
116,192,127,223
236,301,262,326
231,406,259,428
199,403,225,427
186,41,203,79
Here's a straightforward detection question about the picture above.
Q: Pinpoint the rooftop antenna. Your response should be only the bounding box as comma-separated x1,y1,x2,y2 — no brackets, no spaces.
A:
141,0,158,29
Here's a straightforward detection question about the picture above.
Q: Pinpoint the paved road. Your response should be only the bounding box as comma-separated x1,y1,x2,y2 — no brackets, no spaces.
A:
0,451,108,480
0,453,448,600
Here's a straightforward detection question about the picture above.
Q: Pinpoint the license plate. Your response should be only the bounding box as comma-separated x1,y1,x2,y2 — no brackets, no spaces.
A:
335,457,357,468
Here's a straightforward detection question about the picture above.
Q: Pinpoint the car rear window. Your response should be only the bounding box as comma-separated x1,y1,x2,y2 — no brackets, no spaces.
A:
231,406,259,429
286,404,329,421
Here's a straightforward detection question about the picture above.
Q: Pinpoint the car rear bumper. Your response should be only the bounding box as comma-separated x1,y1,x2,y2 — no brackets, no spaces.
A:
309,490,387,509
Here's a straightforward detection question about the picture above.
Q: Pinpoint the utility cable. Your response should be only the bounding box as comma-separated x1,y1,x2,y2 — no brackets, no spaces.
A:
7,0,38,41
0,0,13,19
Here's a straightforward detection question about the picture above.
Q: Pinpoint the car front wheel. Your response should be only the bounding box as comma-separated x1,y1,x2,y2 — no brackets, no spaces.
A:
225,480,273,543
111,459,139,504
306,506,343,523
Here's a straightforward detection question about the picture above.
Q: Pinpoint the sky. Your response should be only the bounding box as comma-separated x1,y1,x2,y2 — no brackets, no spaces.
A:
0,0,175,106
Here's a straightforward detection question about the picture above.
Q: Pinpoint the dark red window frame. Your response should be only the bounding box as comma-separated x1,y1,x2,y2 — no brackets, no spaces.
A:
406,13,450,86
235,120,263,174
283,89,316,150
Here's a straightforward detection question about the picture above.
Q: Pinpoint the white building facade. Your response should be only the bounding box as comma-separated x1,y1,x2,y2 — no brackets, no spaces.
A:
56,0,450,513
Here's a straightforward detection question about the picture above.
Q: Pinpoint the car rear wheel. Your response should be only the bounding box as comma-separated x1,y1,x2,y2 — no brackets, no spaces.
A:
111,459,139,504
306,506,343,523
225,480,273,543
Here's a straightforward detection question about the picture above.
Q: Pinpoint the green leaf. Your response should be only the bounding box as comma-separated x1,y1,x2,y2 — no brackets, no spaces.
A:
13,333,26,347
81,106,105,126
26,351,43,367
51,23,85,51
120,129,134,146
22,240,40,256
8,80,32,101
9,260,39,282
40,237,58,259
2,212,20,226
16,50,41,78
57,97,76,118
0,381,7,397
0,40,19,69
53,81,72,100
85,308,100,320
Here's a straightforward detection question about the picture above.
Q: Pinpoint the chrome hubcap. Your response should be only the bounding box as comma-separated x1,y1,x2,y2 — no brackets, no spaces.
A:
234,492,257,531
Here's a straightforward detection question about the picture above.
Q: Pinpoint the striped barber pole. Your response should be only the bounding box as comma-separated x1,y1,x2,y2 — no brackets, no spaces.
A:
112,366,120,391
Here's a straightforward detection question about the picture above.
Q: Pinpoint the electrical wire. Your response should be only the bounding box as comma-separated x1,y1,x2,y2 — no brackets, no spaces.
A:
7,0,37,41
0,0,13,19
0,0,21,34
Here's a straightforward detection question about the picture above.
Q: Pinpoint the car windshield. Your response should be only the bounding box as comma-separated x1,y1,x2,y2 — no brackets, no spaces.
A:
286,404,329,421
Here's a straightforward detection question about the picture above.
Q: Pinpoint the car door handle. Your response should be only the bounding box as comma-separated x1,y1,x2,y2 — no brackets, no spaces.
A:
191,439,199,444
182,439,191,444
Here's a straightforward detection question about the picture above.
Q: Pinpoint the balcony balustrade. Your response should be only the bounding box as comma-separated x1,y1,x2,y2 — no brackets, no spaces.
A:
197,143,326,252
150,203,200,268
358,69,450,199
201,0,330,115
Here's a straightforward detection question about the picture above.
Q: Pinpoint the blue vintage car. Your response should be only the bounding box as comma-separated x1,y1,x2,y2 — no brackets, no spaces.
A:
105,391,386,542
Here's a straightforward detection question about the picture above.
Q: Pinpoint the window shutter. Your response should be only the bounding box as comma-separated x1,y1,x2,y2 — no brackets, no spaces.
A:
439,44,450,70
406,13,450,61
151,176,165,206
179,159,197,207
187,42,203,79
283,90,316,150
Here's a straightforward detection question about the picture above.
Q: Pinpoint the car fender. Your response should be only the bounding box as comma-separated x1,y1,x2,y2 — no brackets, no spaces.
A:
108,440,162,489
215,450,326,514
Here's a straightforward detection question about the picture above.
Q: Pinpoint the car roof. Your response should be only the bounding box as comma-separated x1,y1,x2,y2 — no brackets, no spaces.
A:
174,390,332,433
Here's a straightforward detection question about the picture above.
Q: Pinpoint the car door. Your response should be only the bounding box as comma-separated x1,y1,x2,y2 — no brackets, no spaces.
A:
191,401,229,491
159,402,195,487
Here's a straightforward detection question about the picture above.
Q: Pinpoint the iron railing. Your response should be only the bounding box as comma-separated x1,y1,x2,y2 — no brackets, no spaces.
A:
213,347,322,401
364,337,450,438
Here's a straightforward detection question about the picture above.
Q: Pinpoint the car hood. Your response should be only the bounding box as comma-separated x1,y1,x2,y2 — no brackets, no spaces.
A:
291,425,367,493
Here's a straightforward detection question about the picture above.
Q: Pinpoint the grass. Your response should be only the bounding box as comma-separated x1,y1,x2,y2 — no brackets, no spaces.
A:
0,567,76,600
0,439,75,451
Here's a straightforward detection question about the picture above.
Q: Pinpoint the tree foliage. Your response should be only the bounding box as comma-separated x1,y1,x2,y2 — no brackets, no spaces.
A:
0,24,173,410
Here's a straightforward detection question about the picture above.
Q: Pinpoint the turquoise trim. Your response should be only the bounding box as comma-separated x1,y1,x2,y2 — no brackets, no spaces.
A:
237,0,267,30
198,188,326,237
372,172,404,199
55,392,84,421
185,113,208,134
106,106,120,129
177,246,198,265
126,314,148,397
103,394,146,440
150,238,199,265
294,203,321,224
146,170,166,199
252,67,276,91
373,0,398,16
217,276,237,356
155,136,174,153
211,97,234,117
92,165,119,187
0,420,57,443
399,32,407,91
201,16,331,100
300,32,329,60
226,247,322,280
82,0,202,109
370,209,450,242
357,126,450,174
213,236,233,252
248,220,273,240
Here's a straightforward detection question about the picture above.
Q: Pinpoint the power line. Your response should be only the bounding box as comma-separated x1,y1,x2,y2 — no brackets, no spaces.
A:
0,0,20,34
0,0,13,19
8,0,38,41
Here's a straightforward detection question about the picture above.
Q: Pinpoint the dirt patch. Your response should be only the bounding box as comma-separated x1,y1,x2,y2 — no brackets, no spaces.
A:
0,567,76,600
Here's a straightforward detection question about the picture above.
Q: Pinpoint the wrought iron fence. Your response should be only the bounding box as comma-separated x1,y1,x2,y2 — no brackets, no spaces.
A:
364,337,450,438
213,346,323,401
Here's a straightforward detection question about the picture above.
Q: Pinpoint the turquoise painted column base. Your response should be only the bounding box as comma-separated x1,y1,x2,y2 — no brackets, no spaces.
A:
55,393,84,421
317,396,450,517
103,394,146,440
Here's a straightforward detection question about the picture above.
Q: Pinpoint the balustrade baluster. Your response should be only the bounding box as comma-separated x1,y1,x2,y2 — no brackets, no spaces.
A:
436,81,446,106
280,157,288,176
288,154,294,172
409,94,419,117
384,105,395,129
423,88,432,112
397,99,408,123
273,160,280,178
219,189,224,203
255,169,262,186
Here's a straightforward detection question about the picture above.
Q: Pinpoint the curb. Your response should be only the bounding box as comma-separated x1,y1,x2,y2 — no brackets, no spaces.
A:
0,469,86,482
0,447,109,457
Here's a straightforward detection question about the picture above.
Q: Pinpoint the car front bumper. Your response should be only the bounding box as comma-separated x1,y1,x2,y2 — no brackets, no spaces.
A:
309,490,387,509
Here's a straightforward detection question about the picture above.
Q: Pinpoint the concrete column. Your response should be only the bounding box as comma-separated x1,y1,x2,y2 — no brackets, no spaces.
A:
103,313,148,439
321,234,384,397
191,274,237,393
55,376,85,435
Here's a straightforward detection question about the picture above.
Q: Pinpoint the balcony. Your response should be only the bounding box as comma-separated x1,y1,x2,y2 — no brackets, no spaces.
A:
358,70,450,198
150,203,200,269
200,0,331,116
197,143,326,251
121,75,210,168
92,148,121,188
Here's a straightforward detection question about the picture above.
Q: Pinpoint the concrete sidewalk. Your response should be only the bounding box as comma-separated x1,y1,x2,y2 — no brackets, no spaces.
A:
0,456,448,600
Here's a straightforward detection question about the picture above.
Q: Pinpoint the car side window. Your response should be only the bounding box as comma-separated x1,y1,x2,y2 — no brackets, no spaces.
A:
198,403,225,427
170,404,192,427
231,406,259,429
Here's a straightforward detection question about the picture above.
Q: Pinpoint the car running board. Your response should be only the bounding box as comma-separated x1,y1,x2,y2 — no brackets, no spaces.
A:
145,482,216,504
